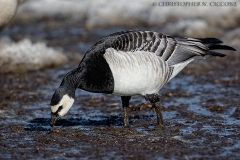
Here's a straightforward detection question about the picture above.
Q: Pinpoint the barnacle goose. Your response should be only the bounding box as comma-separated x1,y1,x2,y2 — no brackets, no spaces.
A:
49,30,236,128
0,0,19,31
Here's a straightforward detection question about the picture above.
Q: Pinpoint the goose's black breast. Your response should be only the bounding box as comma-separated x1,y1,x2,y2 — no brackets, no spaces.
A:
78,38,115,93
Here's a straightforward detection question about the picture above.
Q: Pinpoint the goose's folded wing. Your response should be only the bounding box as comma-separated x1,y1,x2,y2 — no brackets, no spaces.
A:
100,30,211,66
86,30,234,66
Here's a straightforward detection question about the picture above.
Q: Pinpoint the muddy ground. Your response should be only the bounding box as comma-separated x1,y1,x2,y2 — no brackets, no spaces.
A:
0,18,240,159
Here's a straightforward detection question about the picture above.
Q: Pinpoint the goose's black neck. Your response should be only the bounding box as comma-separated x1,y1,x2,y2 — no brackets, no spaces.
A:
60,36,115,94
59,68,80,99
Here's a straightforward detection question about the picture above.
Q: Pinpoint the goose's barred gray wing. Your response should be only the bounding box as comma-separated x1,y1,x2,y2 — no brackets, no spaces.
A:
86,30,235,67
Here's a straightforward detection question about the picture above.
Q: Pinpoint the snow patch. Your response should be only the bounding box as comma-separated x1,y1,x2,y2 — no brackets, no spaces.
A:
0,38,68,74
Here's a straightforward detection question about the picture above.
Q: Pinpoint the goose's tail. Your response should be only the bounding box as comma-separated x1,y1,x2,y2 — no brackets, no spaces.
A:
197,38,236,57
167,37,236,81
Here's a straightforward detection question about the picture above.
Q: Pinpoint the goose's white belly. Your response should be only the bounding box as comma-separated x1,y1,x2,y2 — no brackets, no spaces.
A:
104,48,170,96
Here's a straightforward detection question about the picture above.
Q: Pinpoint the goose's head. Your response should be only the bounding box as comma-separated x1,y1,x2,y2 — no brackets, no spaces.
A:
49,87,75,127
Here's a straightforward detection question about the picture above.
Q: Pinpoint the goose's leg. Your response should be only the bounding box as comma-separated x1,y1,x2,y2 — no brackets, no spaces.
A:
121,96,131,128
145,93,164,126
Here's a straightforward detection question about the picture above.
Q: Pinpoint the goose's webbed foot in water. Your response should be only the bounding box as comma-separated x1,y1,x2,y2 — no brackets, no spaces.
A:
145,93,164,127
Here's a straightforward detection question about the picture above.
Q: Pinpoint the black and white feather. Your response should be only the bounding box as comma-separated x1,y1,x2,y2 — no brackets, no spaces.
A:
49,30,236,127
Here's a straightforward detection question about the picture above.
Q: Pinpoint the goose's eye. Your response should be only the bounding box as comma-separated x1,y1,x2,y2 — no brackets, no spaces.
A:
52,106,63,116
57,106,63,113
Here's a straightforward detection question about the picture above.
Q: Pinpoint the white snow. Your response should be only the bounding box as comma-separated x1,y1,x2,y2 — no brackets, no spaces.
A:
0,38,68,74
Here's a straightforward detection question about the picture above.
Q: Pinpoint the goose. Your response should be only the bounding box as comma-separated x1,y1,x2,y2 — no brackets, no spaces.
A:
0,0,19,31
49,30,235,128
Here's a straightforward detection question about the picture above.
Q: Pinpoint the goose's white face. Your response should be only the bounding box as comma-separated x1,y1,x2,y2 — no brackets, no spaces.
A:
50,94,74,127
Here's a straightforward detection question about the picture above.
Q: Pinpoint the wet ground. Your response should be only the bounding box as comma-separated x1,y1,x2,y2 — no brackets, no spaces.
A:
0,18,240,159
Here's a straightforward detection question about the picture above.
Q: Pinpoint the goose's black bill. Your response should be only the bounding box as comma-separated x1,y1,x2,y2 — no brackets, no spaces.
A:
50,113,60,127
